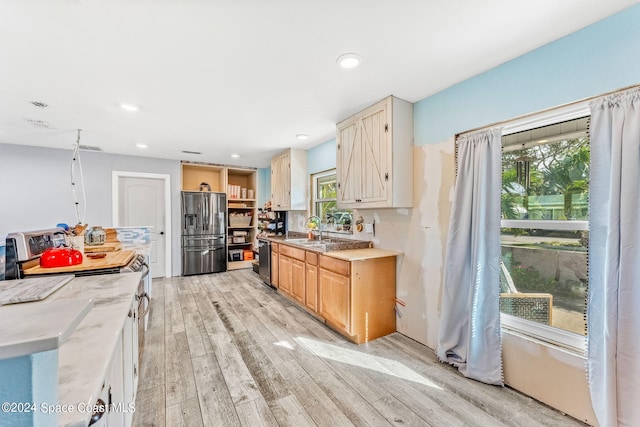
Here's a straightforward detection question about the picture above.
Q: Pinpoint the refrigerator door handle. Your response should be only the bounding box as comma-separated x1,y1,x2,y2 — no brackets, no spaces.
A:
183,247,223,252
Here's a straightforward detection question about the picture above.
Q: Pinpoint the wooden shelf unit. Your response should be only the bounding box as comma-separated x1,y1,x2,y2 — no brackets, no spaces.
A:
181,162,226,192
181,162,258,272
226,167,257,270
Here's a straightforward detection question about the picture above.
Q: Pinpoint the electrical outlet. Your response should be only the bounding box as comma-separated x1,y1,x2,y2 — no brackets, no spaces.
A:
365,223,374,233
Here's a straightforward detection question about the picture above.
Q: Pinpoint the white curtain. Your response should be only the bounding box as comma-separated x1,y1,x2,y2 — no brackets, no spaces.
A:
589,87,640,427
436,128,503,385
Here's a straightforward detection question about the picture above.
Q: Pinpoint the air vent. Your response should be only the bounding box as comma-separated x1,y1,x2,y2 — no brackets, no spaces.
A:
23,118,52,129
181,150,202,155
79,145,103,152
30,101,48,108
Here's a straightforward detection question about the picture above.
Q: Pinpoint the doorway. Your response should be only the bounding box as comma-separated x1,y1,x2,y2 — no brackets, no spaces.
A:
112,171,171,278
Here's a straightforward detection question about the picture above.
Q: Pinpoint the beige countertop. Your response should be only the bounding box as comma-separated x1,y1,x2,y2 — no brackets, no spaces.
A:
266,236,401,260
323,248,402,261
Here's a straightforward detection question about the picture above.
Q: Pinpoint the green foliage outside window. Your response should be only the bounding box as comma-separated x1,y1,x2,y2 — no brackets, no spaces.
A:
502,137,589,222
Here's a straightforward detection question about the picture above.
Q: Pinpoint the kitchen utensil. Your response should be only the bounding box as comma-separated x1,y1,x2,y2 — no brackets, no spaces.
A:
40,248,83,268
65,235,85,253
86,252,107,259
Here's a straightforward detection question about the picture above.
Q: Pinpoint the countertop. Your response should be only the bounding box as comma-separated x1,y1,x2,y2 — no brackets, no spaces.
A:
264,234,373,252
266,235,401,260
0,297,93,360
55,273,140,427
323,248,402,261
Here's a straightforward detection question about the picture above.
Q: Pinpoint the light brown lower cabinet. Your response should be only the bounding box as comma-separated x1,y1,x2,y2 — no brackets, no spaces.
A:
278,254,292,295
274,242,396,344
318,267,350,332
305,252,318,312
270,243,279,288
318,253,396,344
278,244,306,303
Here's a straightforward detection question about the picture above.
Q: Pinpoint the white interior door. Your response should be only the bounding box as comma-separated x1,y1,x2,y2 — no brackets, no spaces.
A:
118,176,166,278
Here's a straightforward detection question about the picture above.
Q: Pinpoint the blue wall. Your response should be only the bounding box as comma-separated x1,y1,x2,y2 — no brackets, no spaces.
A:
307,139,337,174
260,5,640,197
257,167,269,208
414,4,640,146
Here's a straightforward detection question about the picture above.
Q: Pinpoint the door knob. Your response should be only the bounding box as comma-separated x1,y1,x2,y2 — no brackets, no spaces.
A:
160,231,165,235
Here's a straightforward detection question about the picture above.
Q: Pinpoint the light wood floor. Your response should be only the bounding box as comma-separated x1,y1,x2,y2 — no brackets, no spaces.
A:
132,270,586,427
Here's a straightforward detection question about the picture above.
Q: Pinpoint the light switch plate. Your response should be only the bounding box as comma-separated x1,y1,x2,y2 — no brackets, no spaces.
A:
365,223,374,233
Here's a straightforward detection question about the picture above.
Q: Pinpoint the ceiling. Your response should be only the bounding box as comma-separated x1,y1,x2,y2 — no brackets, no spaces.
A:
0,1,637,168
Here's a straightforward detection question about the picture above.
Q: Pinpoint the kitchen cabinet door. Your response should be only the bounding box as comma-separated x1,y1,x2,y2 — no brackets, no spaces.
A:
336,117,360,205
271,152,289,209
271,247,279,288
106,334,125,426
336,96,413,208
318,268,351,334
278,255,292,296
305,263,318,313
290,258,306,305
122,298,138,427
270,148,308,211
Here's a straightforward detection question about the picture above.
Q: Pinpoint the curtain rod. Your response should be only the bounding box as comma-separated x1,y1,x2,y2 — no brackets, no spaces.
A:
457,83,640,138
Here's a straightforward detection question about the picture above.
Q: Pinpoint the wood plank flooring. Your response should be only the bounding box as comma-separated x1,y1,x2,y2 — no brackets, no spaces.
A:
132,270,587,427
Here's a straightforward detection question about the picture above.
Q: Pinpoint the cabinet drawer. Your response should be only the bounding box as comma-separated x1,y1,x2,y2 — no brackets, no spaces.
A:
280,244,306,261
305,251,318,265
272,243,278,253
319,255,350,276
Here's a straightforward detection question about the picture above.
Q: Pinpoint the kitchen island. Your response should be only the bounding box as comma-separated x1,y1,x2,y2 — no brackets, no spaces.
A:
0,272,142,427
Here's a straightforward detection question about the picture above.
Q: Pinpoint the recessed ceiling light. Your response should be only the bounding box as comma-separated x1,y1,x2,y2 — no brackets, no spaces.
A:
336,53,362,69
136,143,148,149
296,134,309,140
231,154,240,159
119,103,141,112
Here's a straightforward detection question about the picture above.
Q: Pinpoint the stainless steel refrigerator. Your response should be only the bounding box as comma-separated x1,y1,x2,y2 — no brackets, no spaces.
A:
181,191,227,275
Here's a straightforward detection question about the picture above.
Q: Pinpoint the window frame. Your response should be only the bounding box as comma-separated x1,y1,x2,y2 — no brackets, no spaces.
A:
311,169,352,234
498,101,590,353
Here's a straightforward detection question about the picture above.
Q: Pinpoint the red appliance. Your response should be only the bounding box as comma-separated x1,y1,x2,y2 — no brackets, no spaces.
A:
39,247,84,268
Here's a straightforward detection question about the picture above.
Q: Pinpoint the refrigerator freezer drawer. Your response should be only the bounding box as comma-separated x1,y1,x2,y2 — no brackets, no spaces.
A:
182,245,226,276
182,235,225,248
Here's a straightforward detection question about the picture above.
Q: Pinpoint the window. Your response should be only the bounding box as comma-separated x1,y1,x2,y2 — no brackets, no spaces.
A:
311,170,352,233
500,113,589,351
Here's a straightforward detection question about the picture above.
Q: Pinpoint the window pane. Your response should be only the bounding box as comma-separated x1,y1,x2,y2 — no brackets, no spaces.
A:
500,117,589,339
316,175,337,199
502,137,589,222
312,170,352,233
500,228,588,335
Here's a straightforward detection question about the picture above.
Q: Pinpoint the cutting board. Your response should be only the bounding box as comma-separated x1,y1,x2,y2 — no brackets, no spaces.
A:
84,242,122,253
23,250,136,276
0,275,74,305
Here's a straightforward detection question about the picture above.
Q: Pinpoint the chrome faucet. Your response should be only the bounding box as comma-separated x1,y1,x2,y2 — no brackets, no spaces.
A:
306,215,324,241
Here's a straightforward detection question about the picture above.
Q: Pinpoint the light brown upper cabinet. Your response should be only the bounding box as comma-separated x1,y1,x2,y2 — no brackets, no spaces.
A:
271,148,308,211
336,96,413,208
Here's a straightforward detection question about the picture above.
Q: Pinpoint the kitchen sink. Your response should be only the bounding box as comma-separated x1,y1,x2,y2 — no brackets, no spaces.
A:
284,238,317,244
284,238,337,246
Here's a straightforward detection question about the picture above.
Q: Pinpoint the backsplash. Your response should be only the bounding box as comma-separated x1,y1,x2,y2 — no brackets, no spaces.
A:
114,227,151,244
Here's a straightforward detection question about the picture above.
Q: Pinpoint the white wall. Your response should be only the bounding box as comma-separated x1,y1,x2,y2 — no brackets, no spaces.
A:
0,143,182,276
